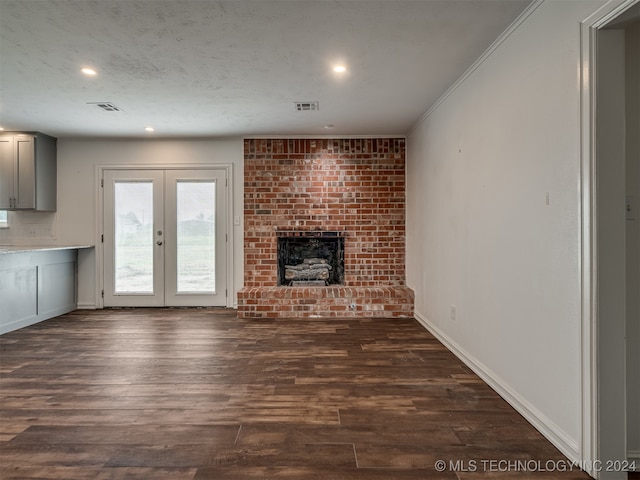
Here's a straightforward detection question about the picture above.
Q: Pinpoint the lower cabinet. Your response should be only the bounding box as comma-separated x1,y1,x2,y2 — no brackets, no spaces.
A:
0,249,77,334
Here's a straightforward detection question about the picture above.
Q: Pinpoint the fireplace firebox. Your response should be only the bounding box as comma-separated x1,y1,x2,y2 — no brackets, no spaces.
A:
277,231,345,286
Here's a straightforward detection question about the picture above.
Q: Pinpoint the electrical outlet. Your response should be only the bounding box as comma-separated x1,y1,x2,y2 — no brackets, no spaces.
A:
450,304,457,321
627,196,636,220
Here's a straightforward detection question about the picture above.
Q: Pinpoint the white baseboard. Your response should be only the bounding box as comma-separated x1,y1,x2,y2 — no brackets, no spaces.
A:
413,311,580,463
76,302,97,310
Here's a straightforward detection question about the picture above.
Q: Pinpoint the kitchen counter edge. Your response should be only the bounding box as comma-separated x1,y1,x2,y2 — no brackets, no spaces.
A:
0,245,94,255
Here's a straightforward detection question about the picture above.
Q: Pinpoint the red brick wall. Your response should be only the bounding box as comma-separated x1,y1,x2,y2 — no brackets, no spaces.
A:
243,138,406,288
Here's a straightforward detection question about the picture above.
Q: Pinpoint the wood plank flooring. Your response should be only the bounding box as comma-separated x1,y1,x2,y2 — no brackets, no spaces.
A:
0,309,601,479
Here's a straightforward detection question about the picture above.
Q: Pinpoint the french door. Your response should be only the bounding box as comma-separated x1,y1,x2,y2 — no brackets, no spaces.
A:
103,169,227,307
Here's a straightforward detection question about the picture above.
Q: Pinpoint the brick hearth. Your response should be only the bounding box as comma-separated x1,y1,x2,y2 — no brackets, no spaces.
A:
237,138,414,318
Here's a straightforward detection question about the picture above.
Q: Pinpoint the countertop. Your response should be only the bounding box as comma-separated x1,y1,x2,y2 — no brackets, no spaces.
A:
0,245,94,255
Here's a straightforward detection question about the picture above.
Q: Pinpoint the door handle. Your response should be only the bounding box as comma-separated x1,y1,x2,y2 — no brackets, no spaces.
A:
156,241,163,246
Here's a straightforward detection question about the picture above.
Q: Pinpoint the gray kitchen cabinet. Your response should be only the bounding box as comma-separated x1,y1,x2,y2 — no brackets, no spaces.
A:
0,132,57,211
0,248,80,334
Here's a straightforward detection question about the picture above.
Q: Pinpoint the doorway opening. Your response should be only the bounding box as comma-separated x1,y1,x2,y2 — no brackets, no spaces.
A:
582,1,639,477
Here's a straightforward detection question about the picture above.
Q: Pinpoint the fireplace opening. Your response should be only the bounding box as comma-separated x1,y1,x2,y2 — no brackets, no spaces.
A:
277,232,345,286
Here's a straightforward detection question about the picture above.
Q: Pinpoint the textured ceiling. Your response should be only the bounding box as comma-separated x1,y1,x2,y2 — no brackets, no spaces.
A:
0,0,532,138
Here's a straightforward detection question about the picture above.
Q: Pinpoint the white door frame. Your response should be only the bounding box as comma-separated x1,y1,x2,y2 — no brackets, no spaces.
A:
95,163,234,309
580,0,638,476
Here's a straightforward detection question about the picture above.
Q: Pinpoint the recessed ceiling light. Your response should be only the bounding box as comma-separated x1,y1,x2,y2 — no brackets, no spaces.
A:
323,124,335,129
145,127,155,132
333,65,347,73
81,67,97,76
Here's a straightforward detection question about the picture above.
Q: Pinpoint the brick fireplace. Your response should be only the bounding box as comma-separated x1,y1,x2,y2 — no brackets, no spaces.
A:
237,138,414,318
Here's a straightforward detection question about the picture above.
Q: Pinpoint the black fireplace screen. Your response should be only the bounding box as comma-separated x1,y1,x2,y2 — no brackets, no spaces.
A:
277,232,344,286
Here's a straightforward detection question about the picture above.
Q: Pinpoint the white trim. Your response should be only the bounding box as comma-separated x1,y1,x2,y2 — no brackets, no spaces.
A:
407,0,545,136
76,302,97,309
584,0,639,28
95,164,103,309
99,164,234,171
225,163,235,309
579,16,598,477
413,311,580,462
96,163,236,309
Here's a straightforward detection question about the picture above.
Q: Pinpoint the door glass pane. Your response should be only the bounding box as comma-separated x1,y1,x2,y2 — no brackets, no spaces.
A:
177,181,215,292
114,181,153,293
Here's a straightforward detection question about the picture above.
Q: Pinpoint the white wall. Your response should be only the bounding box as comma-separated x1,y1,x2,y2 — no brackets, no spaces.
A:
1,138,244,308
406,0,606,461
0,210,58,245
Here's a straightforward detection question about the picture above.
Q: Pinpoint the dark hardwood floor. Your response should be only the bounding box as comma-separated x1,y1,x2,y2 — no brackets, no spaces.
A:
0,308,610,479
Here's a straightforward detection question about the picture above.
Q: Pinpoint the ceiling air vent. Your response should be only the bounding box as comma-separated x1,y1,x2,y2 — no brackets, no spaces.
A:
294,101,319,111
87,102,123,112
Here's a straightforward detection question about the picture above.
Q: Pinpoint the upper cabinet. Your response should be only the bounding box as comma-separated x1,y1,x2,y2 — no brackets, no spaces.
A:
0,132,57,211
